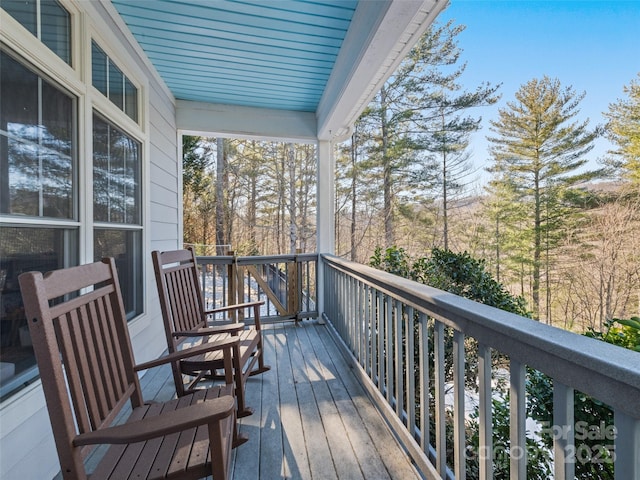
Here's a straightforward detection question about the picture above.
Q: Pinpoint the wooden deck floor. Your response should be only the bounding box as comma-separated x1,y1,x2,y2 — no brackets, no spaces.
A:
85,320,421,479
229,320,420,480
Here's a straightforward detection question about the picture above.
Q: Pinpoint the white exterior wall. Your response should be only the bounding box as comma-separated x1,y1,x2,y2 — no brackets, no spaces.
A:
0,1,180,478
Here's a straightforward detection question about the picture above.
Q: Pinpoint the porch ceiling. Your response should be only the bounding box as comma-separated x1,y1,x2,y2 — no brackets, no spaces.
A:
110,0,446,141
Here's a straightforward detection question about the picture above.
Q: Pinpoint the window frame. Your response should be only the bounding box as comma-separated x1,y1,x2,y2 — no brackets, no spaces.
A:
91,40,139,122
91,110,144,319
0,0,81,83
87,23,149,319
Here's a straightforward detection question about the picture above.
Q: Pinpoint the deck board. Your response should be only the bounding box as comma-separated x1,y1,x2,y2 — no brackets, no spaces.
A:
231,321,420,480
274,328,312,480
67,321,421,479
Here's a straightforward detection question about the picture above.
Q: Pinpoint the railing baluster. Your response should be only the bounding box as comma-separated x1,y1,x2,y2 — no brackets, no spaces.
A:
510,359,526,480
356,278,361,362
553,380,574,480
350,276,355,352
419,313,429,454
364,285,371,378
338,273,350,338
345,273,350,340
370,288,377,385
453,329,466,480
331,267,337,322
386,295,393,404
345,274,351,349
358,280,364,367
345,277,358,355
378,291,384,395
352,276,357,353
434,320,446,476
614,410,640,480
395,300,404,419
478,342,493,480
335,268,340,326
406,306,415,434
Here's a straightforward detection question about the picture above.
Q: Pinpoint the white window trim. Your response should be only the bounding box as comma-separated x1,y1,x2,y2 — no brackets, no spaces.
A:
86,20,150,323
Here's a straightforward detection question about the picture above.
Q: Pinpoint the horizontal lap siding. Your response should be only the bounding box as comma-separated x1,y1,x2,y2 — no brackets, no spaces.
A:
149,79,180,257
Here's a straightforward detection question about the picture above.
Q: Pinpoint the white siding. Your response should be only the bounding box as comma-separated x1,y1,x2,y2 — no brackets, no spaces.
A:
0,384,59,480
0,1,181,477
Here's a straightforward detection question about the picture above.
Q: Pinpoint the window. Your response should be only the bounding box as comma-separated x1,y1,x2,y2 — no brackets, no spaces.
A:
93,113,142,319
0,50,77,398
92,41,138,122
94,229,142,318
1,0,71,65
1,52,75,218
93,114,141,223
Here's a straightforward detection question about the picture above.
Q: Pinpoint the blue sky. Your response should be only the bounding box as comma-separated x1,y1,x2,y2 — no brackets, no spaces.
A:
436,0,640,186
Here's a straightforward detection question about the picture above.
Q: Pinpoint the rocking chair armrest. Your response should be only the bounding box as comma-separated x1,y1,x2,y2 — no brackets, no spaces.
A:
172,323,245,338
133,337,239,372
206,301,265,330
205,300,264,315
73,396,235,446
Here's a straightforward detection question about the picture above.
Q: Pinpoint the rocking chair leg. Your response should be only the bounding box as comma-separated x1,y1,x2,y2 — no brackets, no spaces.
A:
237,403,254,418
249,365,271,376
232,411,249,448
249,345,271,376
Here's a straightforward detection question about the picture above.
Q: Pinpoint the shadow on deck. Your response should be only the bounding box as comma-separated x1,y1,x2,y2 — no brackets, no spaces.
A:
229,321,420,479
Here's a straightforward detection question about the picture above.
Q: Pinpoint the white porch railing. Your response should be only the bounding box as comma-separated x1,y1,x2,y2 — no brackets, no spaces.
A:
321,254,640,480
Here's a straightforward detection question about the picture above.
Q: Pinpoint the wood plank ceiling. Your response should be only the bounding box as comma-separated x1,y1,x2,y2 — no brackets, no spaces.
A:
111,0,358,113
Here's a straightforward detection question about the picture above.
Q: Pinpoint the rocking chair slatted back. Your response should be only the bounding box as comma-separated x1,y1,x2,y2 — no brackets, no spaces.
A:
19,259,143,473
156,249,207,337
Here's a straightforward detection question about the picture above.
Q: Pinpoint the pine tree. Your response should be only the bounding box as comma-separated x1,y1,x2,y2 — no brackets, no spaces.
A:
487,76,600,319
415,84,500,249
357,19,499,249
483,173,529,287
182,135,217,252
603,72,640,189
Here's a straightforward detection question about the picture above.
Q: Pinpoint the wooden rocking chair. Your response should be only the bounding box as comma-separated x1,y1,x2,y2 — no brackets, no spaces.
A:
152,248,270,418
19,258,243,480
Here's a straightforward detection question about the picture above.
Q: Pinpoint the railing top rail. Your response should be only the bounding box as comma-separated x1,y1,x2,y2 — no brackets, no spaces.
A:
322,254,640,418
197,253,319,265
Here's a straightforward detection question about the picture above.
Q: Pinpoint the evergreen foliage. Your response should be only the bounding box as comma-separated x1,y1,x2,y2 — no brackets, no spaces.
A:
182,135,209,196
604,72,640,187
370,246,529,316
486,76,602,319
357,19,499,247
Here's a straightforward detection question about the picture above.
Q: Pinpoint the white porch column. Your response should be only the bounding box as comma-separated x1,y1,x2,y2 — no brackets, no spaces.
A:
316,139,335,321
